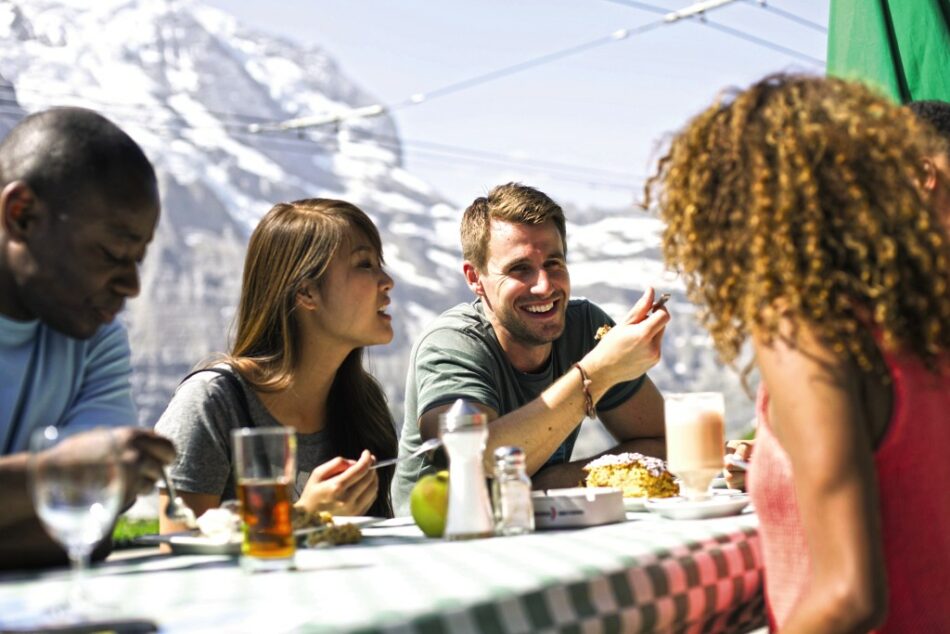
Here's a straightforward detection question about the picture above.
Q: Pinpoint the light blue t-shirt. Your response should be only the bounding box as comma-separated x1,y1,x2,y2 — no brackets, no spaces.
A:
0,314,137,455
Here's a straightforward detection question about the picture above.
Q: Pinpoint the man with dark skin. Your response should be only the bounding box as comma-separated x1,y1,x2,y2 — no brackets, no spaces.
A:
0,107,174,569
908,100,950,229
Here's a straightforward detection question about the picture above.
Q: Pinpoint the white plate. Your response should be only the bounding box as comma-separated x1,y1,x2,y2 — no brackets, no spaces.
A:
622,497,647,511
168,534,241,556
166,517,384,554
294,516,383,537
644,492,750,520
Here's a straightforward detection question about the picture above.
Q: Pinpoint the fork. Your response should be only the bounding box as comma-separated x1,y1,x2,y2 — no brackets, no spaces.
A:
161,467,197,528
724,453,750,471
371,437,442,470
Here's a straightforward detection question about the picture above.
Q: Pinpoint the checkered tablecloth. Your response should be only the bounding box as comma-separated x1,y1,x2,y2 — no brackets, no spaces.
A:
0,512,765,633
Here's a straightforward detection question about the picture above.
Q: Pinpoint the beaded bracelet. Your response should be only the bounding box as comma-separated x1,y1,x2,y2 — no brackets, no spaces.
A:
572,362,596,419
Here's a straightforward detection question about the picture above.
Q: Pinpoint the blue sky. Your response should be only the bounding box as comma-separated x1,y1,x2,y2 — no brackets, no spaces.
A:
203,0,829,209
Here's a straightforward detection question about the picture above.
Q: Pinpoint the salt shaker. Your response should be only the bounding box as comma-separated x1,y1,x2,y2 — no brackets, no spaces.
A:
492,446,535,536
440,399,495,540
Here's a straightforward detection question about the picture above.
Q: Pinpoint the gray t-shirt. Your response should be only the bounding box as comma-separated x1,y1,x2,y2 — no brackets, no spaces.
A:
155,364,335,502
392,298,644,515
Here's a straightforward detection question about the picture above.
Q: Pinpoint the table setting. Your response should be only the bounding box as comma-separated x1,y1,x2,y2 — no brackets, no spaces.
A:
0,509,764,634
0,393,766,633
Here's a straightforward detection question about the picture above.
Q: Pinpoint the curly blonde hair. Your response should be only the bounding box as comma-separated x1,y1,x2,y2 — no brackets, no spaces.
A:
646,74,950,376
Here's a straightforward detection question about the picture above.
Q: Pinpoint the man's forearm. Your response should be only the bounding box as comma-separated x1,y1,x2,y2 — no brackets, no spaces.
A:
530,458,588,490
0,517,68,570
484,366,607,475
484,363,656,476
613,436,667,460
0,453,40,529
0,452,118,569
530,436,666,490
0,516,114,570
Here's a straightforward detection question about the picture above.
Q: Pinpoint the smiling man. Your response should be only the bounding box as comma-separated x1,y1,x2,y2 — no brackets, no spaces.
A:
0,108,174,567
393,182,669,514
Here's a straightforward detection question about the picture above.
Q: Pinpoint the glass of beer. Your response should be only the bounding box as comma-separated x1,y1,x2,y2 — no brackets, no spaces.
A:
665,392,725,501
232,427,297,571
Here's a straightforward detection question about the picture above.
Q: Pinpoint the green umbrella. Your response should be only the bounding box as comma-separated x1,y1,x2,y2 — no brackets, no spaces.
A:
827,0,950,103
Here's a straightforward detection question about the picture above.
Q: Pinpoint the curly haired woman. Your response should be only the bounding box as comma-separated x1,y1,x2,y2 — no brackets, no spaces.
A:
647,74,950,632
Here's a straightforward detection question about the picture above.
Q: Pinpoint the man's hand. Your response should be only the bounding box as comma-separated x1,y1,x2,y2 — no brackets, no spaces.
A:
725,439,753,492
111,428,176,506
40,427,175,508
295,450,379,517
582,288,669,389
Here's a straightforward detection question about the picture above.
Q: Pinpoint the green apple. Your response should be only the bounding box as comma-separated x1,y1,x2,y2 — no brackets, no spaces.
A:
410,470,449,538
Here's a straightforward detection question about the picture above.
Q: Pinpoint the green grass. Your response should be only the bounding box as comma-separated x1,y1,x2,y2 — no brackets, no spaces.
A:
112,516,159,549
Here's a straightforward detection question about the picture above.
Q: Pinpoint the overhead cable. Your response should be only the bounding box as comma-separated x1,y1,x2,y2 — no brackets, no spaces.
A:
0,101,639,191
605,0,825,66
747,0,827,33
701,20,824,66
248,0,741,134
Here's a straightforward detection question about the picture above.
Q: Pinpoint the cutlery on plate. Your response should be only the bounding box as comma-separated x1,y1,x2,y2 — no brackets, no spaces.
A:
370,437,442,470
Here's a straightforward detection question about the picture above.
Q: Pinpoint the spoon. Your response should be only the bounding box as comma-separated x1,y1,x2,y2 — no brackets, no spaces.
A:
371,438,442,470
162,467,198,529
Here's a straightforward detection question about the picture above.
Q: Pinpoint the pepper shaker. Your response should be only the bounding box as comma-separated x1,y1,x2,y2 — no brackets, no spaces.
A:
492,446,535,536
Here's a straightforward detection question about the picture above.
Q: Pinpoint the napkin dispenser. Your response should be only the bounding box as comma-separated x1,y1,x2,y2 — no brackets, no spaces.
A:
531,487,625,529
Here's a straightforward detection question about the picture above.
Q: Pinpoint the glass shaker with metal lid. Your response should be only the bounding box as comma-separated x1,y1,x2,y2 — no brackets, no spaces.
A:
439,399,495,540
492,446,535,536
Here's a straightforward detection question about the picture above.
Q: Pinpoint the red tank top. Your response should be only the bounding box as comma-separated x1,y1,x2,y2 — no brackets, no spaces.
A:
749,349,950,631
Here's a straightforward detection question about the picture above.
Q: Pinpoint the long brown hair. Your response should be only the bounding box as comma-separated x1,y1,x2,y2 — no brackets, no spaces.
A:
646,74,950,378
227,198,397,516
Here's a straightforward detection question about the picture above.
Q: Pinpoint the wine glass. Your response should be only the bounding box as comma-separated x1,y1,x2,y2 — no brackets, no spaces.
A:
28,425,124,615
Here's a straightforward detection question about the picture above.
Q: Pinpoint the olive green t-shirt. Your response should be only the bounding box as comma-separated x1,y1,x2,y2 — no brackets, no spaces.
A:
392,298,644,516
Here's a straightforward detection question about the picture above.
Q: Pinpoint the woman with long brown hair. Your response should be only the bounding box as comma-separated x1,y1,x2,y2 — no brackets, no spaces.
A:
647,75,950,632
156,198,397,528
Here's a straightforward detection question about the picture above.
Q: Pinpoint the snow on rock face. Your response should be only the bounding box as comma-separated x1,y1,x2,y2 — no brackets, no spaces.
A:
0,0,753,432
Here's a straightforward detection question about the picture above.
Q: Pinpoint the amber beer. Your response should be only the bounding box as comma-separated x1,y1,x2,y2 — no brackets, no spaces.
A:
665,393,725,500
232,427,297,571
237,478,294,559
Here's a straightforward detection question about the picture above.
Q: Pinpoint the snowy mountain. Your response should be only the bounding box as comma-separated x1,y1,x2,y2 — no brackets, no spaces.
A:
0,0,755,440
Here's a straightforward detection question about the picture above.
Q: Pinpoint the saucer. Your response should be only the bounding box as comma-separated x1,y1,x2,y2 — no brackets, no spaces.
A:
644,491,750,520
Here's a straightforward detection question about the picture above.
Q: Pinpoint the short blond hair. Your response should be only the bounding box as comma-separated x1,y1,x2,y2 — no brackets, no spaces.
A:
460,182,566,270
